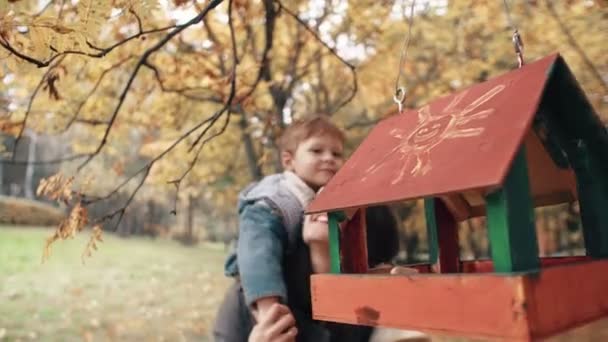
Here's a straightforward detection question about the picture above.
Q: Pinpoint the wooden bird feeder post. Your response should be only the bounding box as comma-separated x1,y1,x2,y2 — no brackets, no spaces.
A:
307,54,608,340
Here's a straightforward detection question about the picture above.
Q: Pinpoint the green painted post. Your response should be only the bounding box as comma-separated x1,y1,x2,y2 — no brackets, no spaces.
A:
568,141,608,258
485,147,540,273
328,211,346,274
424,198,439,265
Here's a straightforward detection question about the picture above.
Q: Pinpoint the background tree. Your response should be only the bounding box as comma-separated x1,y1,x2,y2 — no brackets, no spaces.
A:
0,0,606,257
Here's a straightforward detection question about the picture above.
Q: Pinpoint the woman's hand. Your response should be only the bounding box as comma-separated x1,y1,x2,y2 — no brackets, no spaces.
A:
249,303,297,342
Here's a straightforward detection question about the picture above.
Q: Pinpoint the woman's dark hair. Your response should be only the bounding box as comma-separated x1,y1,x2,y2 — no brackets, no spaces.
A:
365,205,400,267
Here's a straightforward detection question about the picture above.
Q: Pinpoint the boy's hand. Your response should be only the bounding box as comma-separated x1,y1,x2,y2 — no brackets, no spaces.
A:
249,303,297,342
302,213,329,243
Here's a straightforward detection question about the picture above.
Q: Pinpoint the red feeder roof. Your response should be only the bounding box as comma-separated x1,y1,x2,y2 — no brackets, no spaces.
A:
308,54,574,214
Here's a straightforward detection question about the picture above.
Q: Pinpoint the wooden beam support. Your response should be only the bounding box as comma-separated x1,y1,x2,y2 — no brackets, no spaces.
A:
339,208,369,274
440,193,472,222
425,198,460,273
328,211,346,274
567,141,608,258
486,147,540,273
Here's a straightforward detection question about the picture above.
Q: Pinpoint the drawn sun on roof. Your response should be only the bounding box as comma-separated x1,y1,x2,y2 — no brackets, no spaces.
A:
363,84,506,185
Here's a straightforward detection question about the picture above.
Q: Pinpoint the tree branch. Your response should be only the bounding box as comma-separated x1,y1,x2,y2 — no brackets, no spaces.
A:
61,55,135,132
275,0,358,114
11,55,66,159
170,0,239,214
145,61,223,103
76,0,225,172
0,35,47,68
81,0,237,230
546,1,608,94
236,0,276,104
0,20,177,68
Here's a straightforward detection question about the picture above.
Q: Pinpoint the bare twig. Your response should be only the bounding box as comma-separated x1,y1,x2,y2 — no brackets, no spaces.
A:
92,165,150,231
237,0,276,102
0,35,48,68
275,0,358,114
546,1,608,93
145,61,223,103
345,117,383,130
62,55,135,132
188,3,238,151
76,0,225,172
12,55,67,159
130,9,144,34
201,16,228,74
0,22,177,68
170,0,239,214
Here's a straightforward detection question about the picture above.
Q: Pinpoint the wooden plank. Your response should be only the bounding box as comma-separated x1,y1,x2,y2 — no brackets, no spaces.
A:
567,141,608,258
435,198,460,273
486,147,540,272
311,273,531,340
328,211,344,274
424,199,439,265
339,208,369,274
524,259,608,339
311,259,608,340
439,194,472,222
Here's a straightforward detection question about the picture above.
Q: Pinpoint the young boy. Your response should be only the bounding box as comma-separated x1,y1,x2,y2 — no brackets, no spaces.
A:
213,116,345,341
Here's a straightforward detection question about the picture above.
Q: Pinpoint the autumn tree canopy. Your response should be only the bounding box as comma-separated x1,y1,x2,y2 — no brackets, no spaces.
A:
0,0,606,248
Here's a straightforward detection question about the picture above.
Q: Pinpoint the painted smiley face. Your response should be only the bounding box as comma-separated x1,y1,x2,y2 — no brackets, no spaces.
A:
407,115,453,147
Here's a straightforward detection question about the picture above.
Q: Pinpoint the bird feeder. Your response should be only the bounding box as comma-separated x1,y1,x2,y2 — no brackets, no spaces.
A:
307,53,608,340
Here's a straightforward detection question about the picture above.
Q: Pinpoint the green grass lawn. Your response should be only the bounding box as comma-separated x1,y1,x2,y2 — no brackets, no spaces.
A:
2,226,608,342
0,226,231,341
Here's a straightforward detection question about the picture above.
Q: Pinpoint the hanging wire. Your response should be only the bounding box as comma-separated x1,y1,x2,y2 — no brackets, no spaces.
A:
393,0,417,113
502,0,525,68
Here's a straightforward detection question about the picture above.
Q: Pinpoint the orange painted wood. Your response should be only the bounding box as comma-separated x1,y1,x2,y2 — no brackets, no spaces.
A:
311,273,531,340
435,198,460,273
311,259,608,340
339,208,369,274
308,54,562,214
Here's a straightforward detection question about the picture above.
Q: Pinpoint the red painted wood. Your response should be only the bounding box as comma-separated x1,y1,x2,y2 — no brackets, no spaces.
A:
525,259,608,339
311,259,608,340
308,54,561,214
339,208,369,274
435,198,460,273
458,256,591,274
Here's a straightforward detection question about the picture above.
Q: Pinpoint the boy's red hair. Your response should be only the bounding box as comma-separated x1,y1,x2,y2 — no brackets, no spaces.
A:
277,115,345,153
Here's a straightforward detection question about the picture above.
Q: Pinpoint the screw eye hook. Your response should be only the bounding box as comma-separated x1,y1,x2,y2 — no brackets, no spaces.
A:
394,87,406,113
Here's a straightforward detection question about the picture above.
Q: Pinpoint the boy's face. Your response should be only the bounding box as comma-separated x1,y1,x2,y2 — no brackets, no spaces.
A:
283,134,344,190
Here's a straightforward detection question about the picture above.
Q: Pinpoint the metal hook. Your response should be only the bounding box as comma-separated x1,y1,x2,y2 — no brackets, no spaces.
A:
512,29,524,68
393,87,406,113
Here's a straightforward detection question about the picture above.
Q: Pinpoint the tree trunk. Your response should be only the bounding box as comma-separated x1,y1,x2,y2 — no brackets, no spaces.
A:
24,131,37,199
186,194,194,242
239,113,263,180
0,157,3,195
